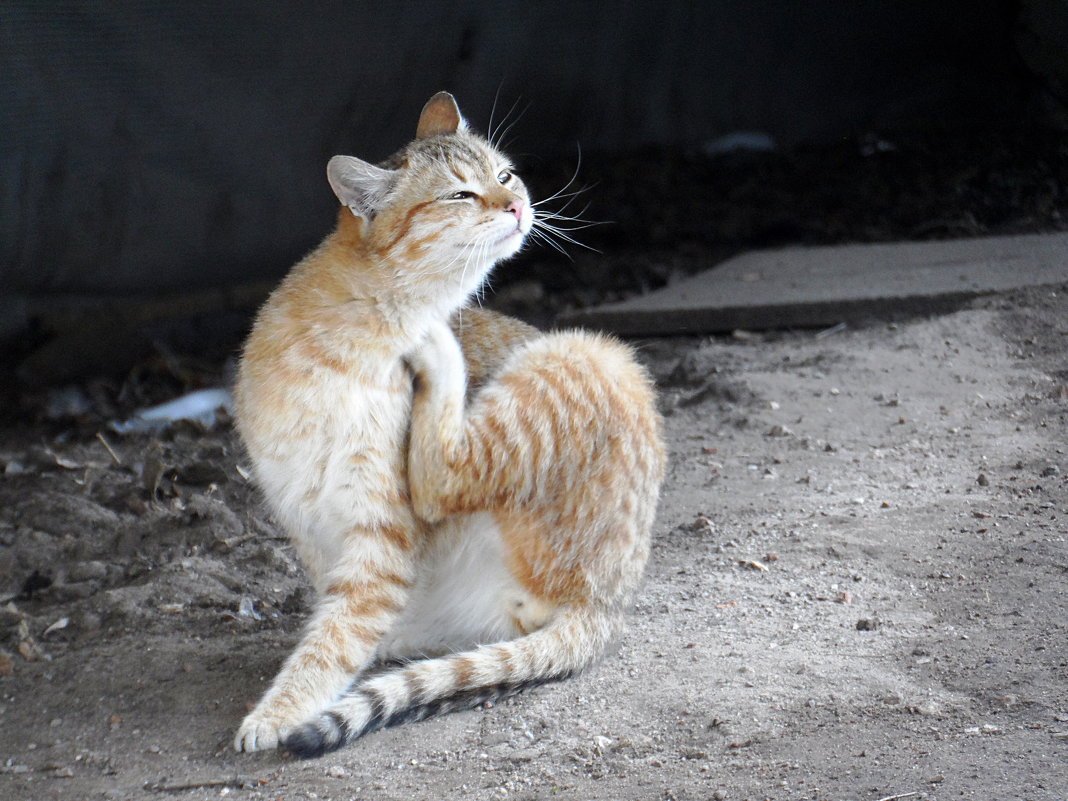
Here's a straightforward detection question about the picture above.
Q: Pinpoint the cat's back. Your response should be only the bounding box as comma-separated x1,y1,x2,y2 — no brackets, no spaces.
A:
502,328,661,426
449,307,540,393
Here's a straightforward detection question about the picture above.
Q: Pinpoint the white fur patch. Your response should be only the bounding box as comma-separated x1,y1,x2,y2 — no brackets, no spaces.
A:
377,512,526,659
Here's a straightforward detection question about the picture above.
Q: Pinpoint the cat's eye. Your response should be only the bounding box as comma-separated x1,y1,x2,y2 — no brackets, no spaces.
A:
448,190,477,200
497,170,513,185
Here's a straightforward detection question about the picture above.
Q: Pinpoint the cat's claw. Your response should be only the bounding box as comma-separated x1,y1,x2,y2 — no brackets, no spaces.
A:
233,714,290,753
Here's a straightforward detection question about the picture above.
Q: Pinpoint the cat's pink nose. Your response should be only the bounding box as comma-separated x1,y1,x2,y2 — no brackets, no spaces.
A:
504,199,524,220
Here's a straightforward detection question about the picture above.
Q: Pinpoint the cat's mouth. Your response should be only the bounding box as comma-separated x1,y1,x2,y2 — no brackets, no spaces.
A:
496,221,530,247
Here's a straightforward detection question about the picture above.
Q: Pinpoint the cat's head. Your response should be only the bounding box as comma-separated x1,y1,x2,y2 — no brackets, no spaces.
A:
327,93,533,279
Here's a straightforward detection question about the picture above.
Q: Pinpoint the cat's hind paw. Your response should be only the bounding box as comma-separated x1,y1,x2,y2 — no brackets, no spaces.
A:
410,487,446,526
281,711,351,759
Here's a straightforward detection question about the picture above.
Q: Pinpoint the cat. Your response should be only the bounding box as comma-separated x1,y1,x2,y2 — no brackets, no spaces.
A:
232,92,665,757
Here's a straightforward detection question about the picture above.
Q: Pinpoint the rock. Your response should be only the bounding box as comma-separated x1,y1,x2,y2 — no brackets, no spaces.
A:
185,493,244,541
908,701,941,716
71,609,103,633
176,459,229,486
593,735,613,753
68,560,109,582
0,603,24,628
50,581,101,601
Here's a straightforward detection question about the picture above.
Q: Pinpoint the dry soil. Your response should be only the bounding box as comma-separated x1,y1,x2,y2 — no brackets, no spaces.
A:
1,284,1066,801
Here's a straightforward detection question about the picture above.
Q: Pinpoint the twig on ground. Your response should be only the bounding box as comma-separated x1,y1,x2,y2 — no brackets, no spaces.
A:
95,432,123,465
815,321,848,339
145,779,246,794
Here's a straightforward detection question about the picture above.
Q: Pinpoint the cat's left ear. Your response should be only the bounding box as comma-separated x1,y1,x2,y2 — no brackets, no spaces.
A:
327,155,396,219
416,91,467,139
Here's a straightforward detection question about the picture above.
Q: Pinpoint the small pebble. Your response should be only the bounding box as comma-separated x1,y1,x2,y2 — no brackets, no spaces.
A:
68,561,108,582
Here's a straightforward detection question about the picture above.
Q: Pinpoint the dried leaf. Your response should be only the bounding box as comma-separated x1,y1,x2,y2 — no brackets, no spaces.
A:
43,617,70,636
238,597,264,621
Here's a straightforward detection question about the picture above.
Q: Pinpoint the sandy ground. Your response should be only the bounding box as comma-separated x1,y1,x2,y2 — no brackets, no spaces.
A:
1,283,1066,801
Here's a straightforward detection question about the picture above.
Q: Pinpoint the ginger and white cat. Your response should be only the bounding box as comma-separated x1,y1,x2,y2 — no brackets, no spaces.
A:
232,92,665,757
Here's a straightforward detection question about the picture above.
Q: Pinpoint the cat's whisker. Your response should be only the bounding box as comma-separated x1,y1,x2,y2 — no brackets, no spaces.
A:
486,84,504,146
531,219,601,255
488,97,525,149
531,187,591,210
420,242,477,276
533,220,598,244
456,233,493,301
527,226,575,259
541,191,597,221
531,173,592,209
531,145,592,210
534,206,604,229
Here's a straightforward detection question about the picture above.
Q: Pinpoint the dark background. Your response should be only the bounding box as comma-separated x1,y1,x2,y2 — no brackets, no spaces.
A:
2,1,1067,381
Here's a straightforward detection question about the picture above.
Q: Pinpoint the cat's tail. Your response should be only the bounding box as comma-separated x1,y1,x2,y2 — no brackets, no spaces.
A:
281,606,616,758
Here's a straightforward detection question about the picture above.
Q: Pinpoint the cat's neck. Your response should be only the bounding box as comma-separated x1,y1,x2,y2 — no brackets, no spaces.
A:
279,210,479,353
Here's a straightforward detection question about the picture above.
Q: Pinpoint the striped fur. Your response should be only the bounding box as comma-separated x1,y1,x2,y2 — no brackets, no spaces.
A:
232,93,665,756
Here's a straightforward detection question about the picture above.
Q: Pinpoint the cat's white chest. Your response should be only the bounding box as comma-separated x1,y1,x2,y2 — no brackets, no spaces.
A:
245,361,413,588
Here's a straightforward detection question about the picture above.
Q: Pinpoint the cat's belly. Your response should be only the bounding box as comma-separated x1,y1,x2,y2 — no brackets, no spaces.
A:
377,511,554,659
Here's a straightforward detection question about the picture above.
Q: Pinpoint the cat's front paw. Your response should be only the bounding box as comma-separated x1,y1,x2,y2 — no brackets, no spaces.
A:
234,709,294,753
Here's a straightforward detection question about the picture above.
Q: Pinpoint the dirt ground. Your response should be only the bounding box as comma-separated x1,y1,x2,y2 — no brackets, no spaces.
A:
1,276,1066,801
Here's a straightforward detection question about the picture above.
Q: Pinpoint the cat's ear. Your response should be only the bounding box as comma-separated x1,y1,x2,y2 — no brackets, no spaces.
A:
416,91,467,139
326,155,396,219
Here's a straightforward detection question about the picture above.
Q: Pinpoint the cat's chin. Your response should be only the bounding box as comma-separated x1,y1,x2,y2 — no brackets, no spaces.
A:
494,229,528,259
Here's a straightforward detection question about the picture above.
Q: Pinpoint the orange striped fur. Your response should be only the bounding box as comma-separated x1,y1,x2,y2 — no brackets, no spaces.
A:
232,93,665,756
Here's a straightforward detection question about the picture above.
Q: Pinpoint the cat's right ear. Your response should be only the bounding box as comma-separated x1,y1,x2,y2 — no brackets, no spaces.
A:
416,91,466,139
326,155,396,220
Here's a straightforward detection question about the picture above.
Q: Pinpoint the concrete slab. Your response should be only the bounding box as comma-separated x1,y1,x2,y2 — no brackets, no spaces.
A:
558,232,1068,335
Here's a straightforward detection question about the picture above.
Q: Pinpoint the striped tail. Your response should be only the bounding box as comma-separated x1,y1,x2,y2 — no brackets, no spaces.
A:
281,607,613,758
